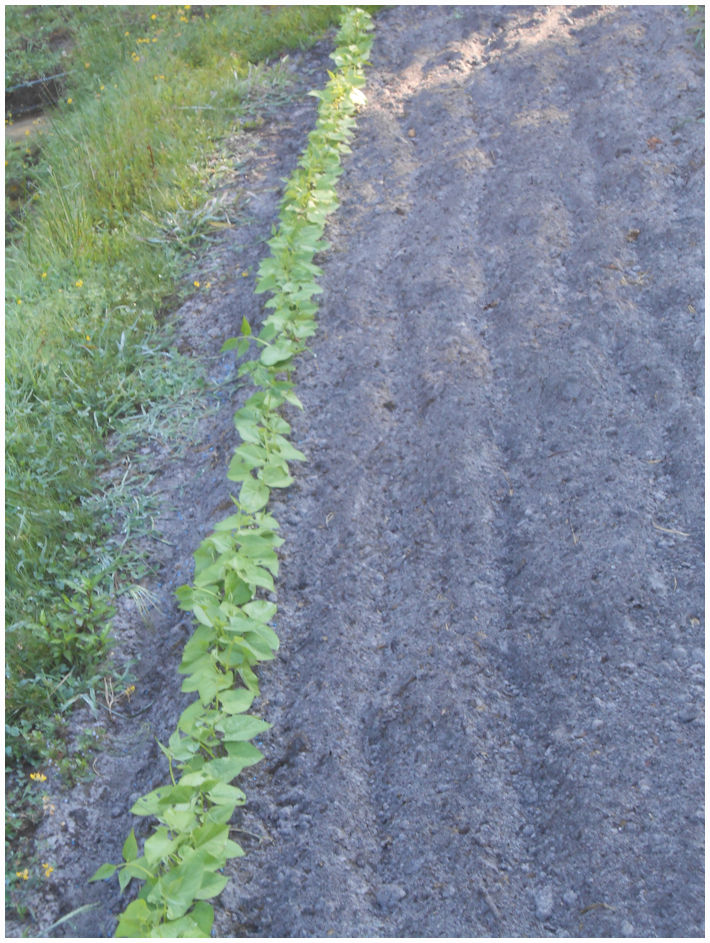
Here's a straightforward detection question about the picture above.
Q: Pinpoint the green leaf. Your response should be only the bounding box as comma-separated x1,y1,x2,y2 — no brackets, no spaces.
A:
270,434,307,462
115,899,155,937
144,828,179,868
223,738,264,765
235,559,275,591
162,807,197,833
206,781,246,807
220,337,239,353
150,915,205,938
243,599,277,622
225,839,245,859
148,857,205,922
216,714,271,740
89,862,118,882
260,340,296,366
191,902,215,937
259,462,294,489
194,871,229,900
122,828,138,863
218,688,255,714
238,475,270,513
131,784,194,817
246,622,280,651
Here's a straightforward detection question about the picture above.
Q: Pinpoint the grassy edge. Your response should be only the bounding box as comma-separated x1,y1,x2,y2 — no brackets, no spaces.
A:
4,6,345,909
89,9,374,938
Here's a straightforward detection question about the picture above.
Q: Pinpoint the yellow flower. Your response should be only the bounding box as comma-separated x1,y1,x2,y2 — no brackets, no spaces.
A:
67,98,73,105
151,13,157,19
16,299,22,305
85,335,91,342
241,271,249,277
84,62,90,69
193,280,200,288
30,772,47,782
41,271,47,279
75,279,83,288
42,863,54,878
16,869,29,881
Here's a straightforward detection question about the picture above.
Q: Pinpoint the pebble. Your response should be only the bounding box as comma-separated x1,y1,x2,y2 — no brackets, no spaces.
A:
621,919,635,936
677,704,697,723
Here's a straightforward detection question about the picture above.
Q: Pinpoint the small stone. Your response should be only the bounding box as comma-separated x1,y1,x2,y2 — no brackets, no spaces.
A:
563,890,577,906
677,705,697,723
534,885,555,920
621,919,635,936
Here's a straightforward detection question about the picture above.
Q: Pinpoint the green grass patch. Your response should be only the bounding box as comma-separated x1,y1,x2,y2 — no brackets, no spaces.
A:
5,1,343,910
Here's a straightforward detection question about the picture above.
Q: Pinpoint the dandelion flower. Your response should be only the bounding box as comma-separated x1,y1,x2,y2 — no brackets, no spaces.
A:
193,280,200,288
151,13,157,19
30,772,47,782
42,863,54,878
75,279,83,288
41,272,47,279
67,98,73,105
16,869,29,881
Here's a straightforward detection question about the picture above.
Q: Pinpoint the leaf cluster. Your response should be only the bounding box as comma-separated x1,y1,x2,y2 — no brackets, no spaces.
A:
93,9,374,937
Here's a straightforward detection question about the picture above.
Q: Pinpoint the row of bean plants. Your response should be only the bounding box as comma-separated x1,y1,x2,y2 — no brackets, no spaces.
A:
91,8,374,937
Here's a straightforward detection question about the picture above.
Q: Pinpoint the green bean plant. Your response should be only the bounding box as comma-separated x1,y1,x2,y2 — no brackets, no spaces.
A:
91,9,374,937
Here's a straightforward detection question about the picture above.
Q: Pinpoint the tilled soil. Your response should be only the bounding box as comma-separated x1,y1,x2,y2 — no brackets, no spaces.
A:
10,5,704,939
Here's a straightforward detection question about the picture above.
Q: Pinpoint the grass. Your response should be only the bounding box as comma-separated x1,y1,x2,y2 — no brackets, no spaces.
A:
4,1,343,914
685,5,705,48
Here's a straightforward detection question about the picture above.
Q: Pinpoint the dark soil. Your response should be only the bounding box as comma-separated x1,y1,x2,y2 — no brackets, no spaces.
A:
8,6,704,938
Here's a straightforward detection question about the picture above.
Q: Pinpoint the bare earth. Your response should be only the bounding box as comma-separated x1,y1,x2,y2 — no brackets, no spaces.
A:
12,5,704,938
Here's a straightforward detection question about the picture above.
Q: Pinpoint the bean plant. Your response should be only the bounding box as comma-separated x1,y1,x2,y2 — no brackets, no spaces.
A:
91,9,374,937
